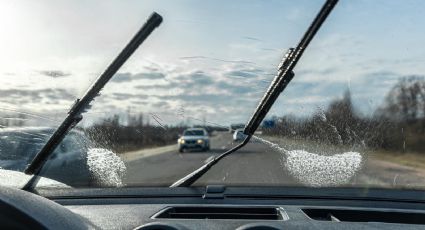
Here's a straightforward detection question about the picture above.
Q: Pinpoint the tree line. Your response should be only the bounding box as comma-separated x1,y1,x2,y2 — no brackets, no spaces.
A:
263,75,425,153
85,114,187,153
84,113,228,153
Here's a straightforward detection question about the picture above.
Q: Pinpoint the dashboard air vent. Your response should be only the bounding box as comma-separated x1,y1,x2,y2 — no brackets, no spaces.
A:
303,208,425,225
153,206,287,220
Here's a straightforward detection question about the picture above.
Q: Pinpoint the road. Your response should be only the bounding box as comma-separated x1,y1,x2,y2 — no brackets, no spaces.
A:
122,132,425,188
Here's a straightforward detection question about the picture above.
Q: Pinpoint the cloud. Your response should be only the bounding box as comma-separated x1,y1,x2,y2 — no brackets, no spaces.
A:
155,93,226,103
216,81,266,94
152,101,169,108
179,71,214,85
39,70,71,78
0,88,75,113
112,93,148,100
179,56,254,64
2,57,410,126
129,100,148,105
44,89,75,101
134,83,175,90
111,72,166,83
297,67,338,76
179,56,207,60
226,69,260,79
0,88,74,101
133,70,214,90
134,72,165,80
111,73,132,83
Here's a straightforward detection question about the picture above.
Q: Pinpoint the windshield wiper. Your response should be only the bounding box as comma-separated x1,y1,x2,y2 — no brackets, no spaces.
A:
171,0,338,187
244,0,339,135
22,12,162,189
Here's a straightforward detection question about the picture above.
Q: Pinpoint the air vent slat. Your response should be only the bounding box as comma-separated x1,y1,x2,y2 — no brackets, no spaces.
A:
153,206,286,220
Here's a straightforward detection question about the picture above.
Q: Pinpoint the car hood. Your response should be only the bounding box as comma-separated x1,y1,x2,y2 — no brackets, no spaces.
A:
181,136,208,141
0,168,71,189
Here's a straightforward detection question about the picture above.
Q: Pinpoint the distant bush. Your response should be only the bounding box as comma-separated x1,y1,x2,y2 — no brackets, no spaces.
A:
84,113,227,153
85,114,186,153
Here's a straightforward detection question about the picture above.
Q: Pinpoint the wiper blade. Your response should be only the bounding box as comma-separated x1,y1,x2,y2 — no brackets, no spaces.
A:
171,136,251,187
244,0,338,135
24,12,163,176
171,0,338,187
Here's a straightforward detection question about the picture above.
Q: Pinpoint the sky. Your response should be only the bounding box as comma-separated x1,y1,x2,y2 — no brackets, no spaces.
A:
0,0,425,127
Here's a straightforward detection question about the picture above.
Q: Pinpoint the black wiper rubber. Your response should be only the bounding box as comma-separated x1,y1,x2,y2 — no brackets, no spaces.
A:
24,12,163,176
171,0,338,187
171,135,251,187
244,0,338,135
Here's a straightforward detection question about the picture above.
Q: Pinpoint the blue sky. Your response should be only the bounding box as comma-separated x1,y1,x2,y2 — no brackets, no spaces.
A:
0,0,424,126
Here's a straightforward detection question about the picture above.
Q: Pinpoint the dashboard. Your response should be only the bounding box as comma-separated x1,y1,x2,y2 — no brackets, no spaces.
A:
2,185,425,229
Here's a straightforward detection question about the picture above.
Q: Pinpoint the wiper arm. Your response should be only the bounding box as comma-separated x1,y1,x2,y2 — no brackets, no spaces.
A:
24,12,163,177
170,0,338,187
244,0,338,136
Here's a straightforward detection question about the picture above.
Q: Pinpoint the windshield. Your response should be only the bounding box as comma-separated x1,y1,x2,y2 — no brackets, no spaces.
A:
1,0,425,191
183,130,204,136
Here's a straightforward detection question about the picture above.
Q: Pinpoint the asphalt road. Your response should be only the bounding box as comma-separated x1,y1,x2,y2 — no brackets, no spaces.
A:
122,132,425,188
123,132,297,186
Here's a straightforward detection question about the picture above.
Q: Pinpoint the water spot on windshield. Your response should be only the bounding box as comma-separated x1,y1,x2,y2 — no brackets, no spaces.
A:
253,136,363,187
285,150,362,186
86,148,126,187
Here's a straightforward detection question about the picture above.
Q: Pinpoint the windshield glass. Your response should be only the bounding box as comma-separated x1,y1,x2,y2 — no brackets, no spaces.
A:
1,0,425,191
183,130,204,136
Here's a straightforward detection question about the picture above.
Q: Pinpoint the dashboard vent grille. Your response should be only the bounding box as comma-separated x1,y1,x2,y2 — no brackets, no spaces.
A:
153,206,286,220
303,208,425,225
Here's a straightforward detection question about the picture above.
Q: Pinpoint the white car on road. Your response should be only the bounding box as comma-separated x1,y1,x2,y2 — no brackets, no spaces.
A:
178,128,210,152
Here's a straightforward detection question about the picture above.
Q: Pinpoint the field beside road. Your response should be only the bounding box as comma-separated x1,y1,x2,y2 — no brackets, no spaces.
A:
370,151,425,169
121,132,425,189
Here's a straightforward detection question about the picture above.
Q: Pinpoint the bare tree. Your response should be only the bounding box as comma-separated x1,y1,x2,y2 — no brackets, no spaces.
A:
380,76,425,123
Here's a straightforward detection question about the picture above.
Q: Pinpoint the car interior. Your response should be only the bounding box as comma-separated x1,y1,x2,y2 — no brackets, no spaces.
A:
2,186,425,229
1,0,425,229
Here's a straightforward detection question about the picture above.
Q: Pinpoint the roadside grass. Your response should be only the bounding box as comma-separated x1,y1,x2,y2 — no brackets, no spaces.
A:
368,150,425,169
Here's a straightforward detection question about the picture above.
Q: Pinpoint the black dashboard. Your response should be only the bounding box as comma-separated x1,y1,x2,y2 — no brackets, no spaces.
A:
3,186,425,229
64,203,425,230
